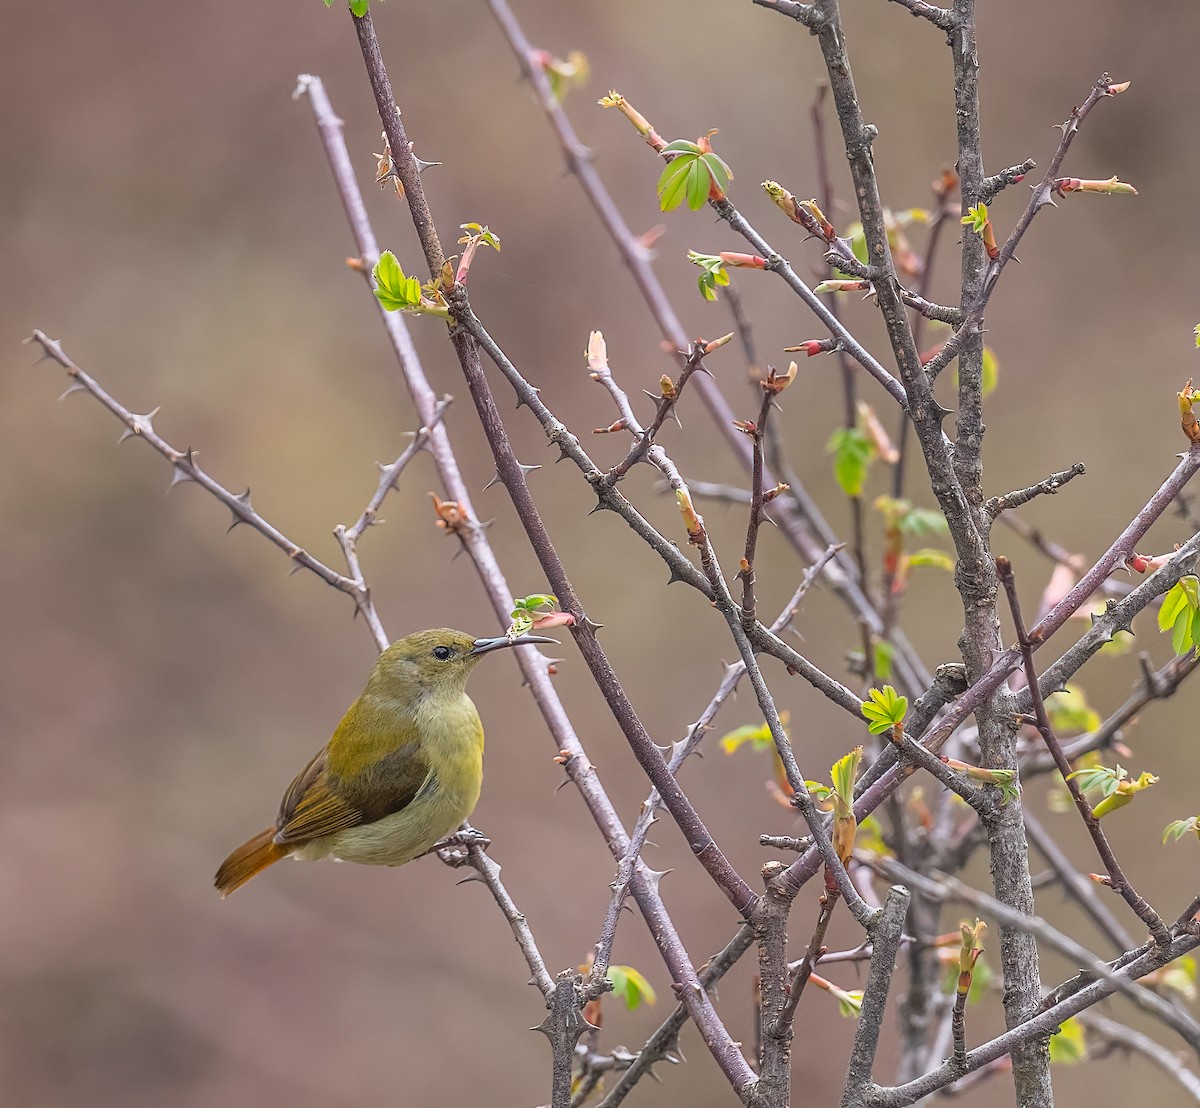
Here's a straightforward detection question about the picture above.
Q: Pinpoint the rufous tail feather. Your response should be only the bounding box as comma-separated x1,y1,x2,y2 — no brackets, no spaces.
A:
215,828,288,898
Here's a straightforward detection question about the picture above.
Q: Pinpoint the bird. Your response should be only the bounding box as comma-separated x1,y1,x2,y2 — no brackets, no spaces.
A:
214,627,553,897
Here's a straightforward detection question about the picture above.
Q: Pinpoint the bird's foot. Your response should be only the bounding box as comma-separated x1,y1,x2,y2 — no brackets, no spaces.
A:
432,825,492,866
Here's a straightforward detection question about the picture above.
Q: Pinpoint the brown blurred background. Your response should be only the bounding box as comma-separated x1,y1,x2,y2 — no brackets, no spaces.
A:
4,2,1200,1105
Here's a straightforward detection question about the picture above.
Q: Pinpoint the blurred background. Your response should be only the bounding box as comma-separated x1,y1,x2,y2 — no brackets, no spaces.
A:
3,1,1200,1104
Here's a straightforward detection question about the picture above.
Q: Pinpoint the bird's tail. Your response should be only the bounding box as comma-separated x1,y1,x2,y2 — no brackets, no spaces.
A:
215,828,288,898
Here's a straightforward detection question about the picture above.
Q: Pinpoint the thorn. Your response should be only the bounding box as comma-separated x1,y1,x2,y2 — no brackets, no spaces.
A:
482,469,502,492
588,501,609,516
118,406,161,444
167,448,200,492
582,617,604,634
519,462,542,477
228,488,254,532
666,566,688,586
454,871,488,887
58,381,88,401
413,156,441,173
643,867,672,891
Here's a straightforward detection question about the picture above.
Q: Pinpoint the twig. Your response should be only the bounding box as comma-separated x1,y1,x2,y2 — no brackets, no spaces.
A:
986,462,1087,517
1082,1011,1200,1102
926,74,1123,381
1022,808,1133,953
481,0,934,703
333,396,453,645
739,388,776,628
866,855,1200,1050
304,64,757,1095
594,926,756,1108
871,932,1200,1105
838,885,911,1107
885,0,957,30
591,571,829,983
1023,650,1200,772
342,396,451,545
26,331,387,649
774,443,1200,900
535,969,588,1108
981,158,1039,204
997,555,1171,945
436,826,555,998
773,893,838,1035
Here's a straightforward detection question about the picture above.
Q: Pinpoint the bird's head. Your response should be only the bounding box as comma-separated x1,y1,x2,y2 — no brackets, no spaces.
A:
368,627,555,699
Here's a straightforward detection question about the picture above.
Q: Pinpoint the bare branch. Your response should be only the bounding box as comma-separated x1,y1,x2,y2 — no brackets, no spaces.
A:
26,330,387,648
436,826,555,998
839,885,911,1107
1081,1012,1200,1102
304,63,757,1093
998,555,1171,945
986,462,1087,517
885,0,957,31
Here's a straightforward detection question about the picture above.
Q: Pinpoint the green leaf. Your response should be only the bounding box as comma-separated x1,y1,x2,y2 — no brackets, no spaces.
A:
842,222,868,266
961,202,989,233
656,157,695,212
861,685,907,735
1049,1017,1087,1064
827,426,874,498
685,160,710,210
512,593,558,614
830,747,862,811
660,139,702,155
1158,580,1190,631
349,0,370,14
1067,764,1123,798
700,151,731,194
953,346,1000,397
607,965,656,1011
1173,611,1194,656
833,988,863,1018
372,250,423,312
1164,817,1200,843
720,721,774,754
1194,324,1200,349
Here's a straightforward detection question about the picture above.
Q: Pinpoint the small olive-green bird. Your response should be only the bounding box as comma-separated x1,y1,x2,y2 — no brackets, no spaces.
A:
214,628,552,897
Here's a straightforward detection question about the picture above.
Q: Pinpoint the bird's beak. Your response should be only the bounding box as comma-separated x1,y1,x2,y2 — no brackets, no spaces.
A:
470,633,558,656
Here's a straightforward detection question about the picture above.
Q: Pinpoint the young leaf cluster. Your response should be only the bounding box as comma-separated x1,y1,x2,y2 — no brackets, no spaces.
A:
656,137,732,212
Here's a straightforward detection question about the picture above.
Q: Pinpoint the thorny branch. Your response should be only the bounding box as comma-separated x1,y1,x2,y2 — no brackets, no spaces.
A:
352,13,762,1096
306,62,760,1097
33,6,1200,1108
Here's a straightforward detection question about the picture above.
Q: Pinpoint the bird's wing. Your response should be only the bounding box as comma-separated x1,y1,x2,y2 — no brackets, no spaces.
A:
274,740,434,845
274,748,365,844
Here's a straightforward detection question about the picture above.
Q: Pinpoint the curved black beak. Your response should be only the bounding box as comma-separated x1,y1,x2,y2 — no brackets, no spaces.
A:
470,633,558,656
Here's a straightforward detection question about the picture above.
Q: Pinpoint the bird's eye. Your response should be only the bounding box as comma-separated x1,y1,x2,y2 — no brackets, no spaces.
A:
432,645,453,661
